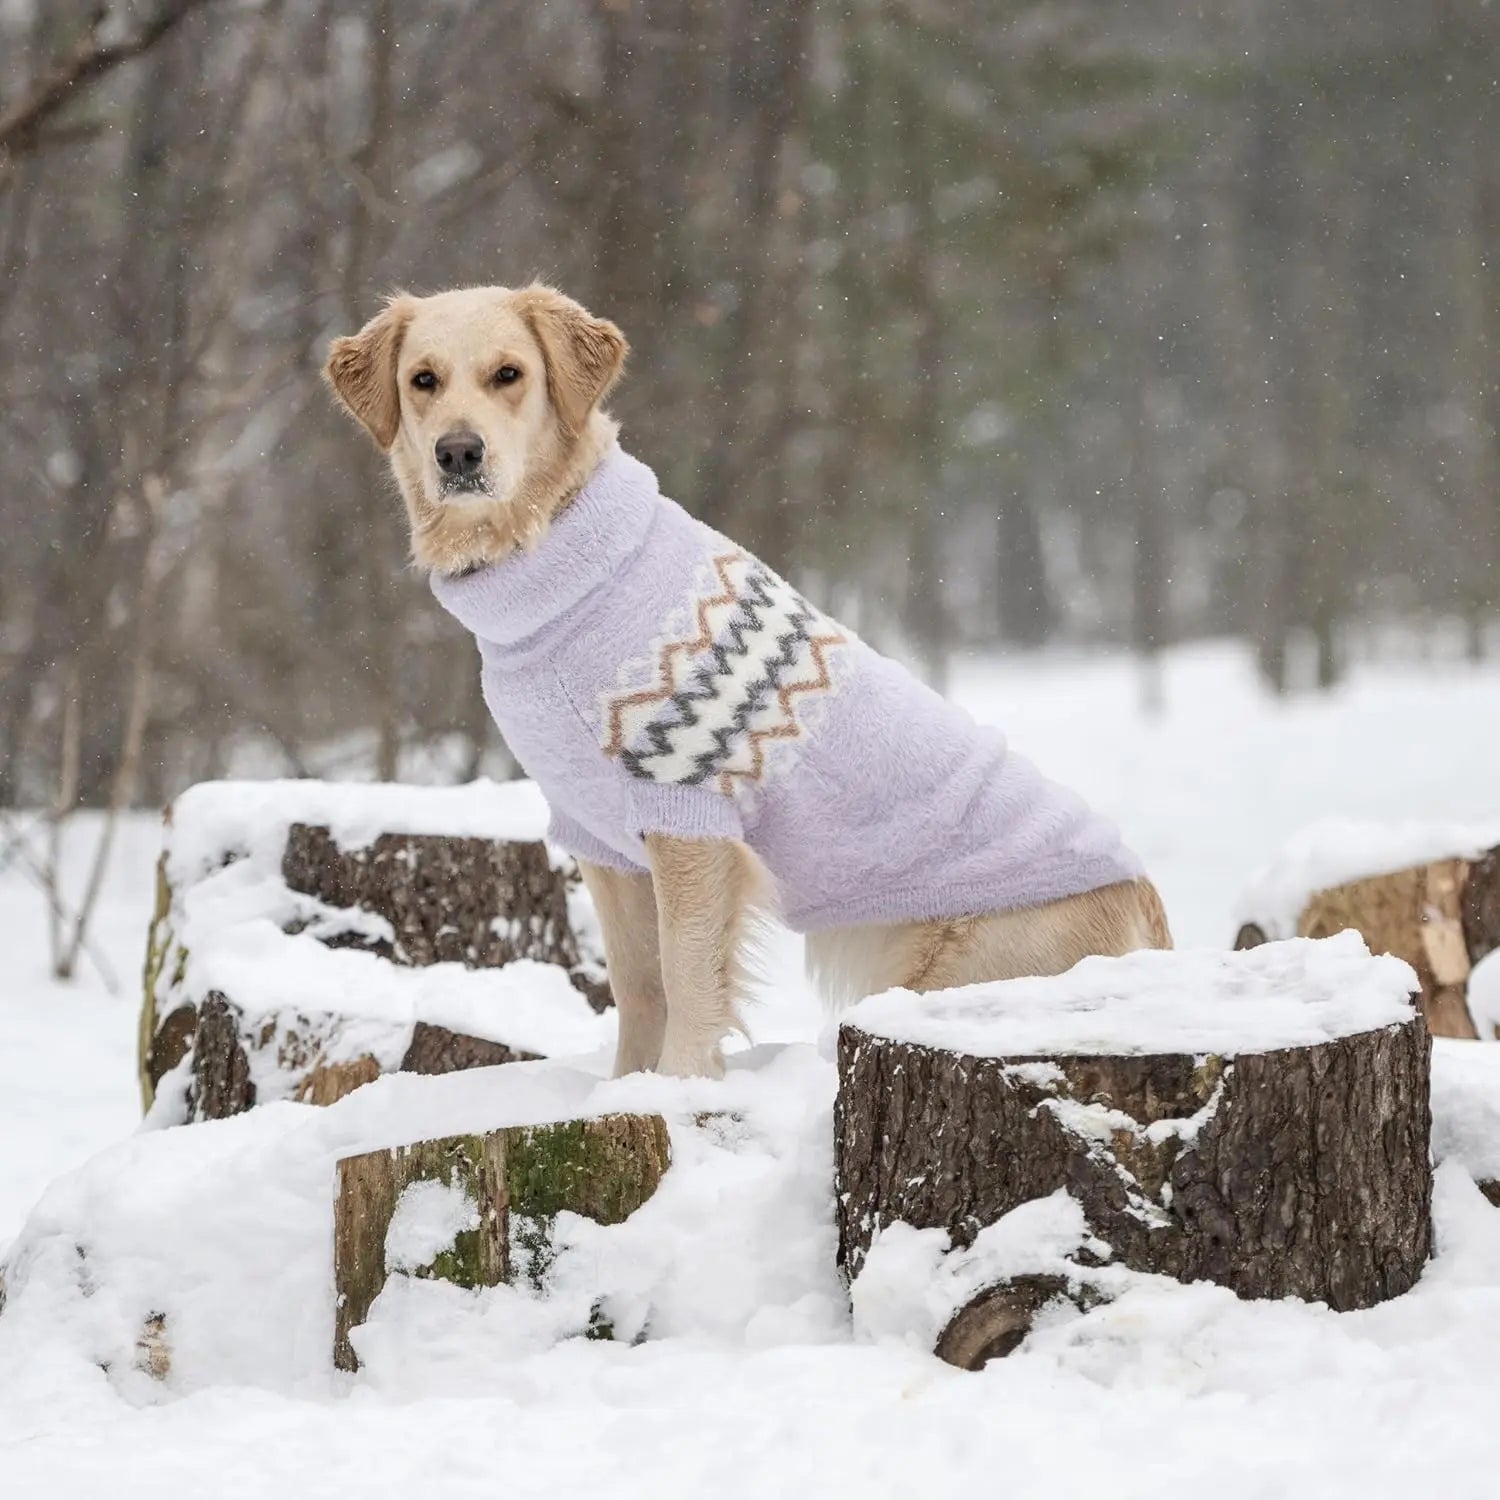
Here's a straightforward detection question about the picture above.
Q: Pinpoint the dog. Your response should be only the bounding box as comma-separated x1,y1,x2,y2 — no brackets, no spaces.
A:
325,283,1171,1078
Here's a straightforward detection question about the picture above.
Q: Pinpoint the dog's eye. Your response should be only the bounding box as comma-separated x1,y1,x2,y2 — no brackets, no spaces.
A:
494,365,522,386
411,370,437,392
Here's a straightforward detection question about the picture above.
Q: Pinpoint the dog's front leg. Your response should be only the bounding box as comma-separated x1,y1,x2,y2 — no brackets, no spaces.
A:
578,860,668,1076
643,833,758,1079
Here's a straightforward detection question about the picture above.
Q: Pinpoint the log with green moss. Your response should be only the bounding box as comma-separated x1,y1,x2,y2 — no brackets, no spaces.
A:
333,1113,671,1371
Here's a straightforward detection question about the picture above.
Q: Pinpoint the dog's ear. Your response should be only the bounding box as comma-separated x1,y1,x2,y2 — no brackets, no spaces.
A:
517,284,628,439
323,296,415,449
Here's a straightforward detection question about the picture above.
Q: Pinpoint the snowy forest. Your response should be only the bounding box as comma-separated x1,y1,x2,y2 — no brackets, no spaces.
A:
0,0,1496,807
9,7,1500,1492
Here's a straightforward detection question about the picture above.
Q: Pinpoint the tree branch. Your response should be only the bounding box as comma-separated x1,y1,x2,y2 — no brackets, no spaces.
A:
0,0,217,158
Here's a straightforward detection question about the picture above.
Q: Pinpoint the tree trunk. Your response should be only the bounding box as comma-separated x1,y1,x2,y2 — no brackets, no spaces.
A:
1236,848,1500,1040
333,1113,671,1371
995,487,1054,647
836,989,1432,1364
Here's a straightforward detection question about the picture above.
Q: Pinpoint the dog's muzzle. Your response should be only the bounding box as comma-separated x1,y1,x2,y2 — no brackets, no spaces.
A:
434,430,487,494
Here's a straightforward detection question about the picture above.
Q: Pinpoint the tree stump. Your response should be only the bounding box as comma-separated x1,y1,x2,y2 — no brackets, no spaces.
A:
333,1113,671,1371
1236,837,1500,1040
836,934,1432,1367
280,823,606,1005
139,780,612,1120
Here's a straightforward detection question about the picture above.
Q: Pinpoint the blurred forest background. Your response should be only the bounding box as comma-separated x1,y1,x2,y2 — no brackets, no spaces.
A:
1,0,1497,812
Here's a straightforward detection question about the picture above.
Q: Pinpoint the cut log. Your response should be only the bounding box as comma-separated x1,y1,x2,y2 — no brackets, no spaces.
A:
296,1056,382,1107
176,996,548,1120
333,1113,671,1372
138,780,612,1121
281,822,607,1008
934,1276,1094,1371
1235,833,1500,1040
191,993,255,1121
1296,861,1477,1039
836,934,1432,1366
399,1021,535,1076
1462,848,1500,967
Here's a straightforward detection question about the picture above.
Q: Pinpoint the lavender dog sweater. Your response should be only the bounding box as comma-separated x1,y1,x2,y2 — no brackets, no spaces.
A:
431,445,1142,932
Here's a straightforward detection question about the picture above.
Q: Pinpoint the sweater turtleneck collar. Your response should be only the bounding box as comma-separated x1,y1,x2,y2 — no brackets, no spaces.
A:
429,444,660,649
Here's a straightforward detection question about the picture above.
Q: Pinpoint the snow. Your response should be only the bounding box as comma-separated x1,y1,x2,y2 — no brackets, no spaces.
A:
850,1192,1105,1349
1464,948,1500,1039
166,776,553,887
0,1046,842,1397
1236,815,1500,937
6,640,1500,1498
1430,1037,1500,1187
848,930,1418,1058
384,1180,481,1273
151,777,612,1100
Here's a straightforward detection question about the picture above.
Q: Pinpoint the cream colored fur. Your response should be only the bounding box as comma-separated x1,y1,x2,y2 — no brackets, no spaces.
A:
577,862,668,1077
324,284,626,575
805,877,1172,1011
325,284,1173,1080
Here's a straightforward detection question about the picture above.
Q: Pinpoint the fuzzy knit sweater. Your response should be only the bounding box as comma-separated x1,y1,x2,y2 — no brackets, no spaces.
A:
431,445,1143,932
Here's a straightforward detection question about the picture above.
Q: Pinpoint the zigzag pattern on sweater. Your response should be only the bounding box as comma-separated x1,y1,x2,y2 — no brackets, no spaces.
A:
599,551,849,797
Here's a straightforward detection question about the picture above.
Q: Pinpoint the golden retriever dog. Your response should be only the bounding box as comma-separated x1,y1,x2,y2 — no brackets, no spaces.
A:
325,284,1170,1078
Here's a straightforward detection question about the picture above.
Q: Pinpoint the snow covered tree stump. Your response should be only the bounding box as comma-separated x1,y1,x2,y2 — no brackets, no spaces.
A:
139,780,612,1121
836,934,1432,1368
333,1113,671,1371
1234,825,1500,1040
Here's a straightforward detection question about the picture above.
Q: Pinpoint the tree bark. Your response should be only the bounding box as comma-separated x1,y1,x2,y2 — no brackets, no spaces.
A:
189,992,255,1121
281,823,601,997
836,1011,1432,1359
333,1113,671,1371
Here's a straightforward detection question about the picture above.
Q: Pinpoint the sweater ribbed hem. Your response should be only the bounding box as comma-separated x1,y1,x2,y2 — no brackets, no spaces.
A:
624,781,746,844
546,808,644,874
783,853,1145,935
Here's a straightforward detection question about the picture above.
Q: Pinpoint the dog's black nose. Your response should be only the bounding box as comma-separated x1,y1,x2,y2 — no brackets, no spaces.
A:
434,430,485,479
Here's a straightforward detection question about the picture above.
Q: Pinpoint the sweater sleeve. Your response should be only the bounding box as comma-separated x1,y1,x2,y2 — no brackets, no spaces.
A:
551,670,747,852
547,808,645,875
621,780,746,846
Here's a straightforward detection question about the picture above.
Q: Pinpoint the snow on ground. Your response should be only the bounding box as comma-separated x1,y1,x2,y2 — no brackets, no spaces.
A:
4,639,1500,1496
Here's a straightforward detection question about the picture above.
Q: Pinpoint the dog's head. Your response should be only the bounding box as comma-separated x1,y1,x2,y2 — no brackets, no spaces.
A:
324,284,627,571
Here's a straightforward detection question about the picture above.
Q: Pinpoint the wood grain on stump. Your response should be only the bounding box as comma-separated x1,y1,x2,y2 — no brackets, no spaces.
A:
934,1276,1096,1370
1236,846,1500,1039
333,1114,671,1372
836,942,1432,1366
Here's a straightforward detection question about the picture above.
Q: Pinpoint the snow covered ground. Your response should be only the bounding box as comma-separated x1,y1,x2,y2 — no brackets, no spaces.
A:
4,638,1500,1496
